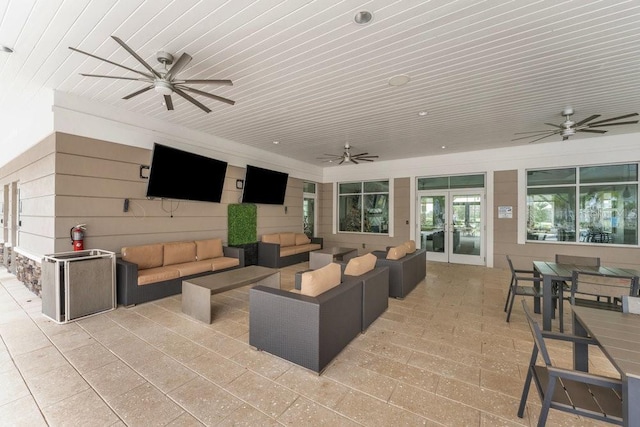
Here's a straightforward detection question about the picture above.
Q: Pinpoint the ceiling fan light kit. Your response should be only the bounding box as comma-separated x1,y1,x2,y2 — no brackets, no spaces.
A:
317,143,379,165
69,36,235,113
512,107,639,143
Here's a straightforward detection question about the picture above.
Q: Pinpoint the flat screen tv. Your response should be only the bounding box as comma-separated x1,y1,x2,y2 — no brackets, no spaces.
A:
146,143,228,203
241,165,288,205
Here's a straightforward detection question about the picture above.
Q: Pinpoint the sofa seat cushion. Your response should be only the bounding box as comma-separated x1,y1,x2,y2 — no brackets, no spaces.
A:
262,233,280,244
344,253,377,276
300,262,342,297
195,238,223,260
293,243,321,254
122,244,164,270
138,266,180,286
211,257,240,271
280,246,298,257
164,241,196,266
172,260,213,277
280,232,296,247
387,245,407,260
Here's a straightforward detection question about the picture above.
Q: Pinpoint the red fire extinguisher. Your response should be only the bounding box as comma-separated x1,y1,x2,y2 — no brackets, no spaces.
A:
70,224,86,251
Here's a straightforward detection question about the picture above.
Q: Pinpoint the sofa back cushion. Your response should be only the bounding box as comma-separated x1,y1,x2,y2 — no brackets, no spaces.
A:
344,253,377,276
279,232,296,247
262,233,280,244
163,241,196,266
386,245,407,260
122,244,164,270
195,238,224,260
295,233,311,245
300,262,341,297
403,240,417,253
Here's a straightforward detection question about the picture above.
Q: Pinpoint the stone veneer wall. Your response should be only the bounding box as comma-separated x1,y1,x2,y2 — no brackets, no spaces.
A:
15,254,41,296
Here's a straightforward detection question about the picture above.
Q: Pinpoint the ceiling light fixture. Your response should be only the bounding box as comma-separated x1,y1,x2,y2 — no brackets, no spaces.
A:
154,81,173,96
1,45,13,53
388,74,410,87
354,11,373,25
441,146,446,149
418,111,428,116
273,141,280,145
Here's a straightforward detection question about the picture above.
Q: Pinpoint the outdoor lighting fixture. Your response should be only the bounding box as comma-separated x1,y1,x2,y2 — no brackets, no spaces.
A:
354,11,373,25
388,74,410,86
1,45,13,53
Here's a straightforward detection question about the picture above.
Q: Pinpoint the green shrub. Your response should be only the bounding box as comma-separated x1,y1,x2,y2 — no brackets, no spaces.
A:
228,204,257,245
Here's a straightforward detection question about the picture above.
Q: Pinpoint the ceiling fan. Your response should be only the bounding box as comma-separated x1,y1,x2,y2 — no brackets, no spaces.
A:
317,143,379,164
512,107,639,144
69,36,235,113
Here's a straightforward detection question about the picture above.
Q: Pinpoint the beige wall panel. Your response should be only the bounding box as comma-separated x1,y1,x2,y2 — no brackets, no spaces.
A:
9,154,55,184
19,175,56,199
56,133,151,164
54,216,227,239
19,195,55,216
56,153,142,181
56,175,148,198
19,216,55,238
0,134,55,179
19,232,55,256
56,196,228,217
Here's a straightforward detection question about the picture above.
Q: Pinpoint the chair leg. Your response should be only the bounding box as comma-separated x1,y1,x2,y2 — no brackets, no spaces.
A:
557,290,564,333
506,290,517,322
517,367,533,418
504,278,514,312
537,376,556,427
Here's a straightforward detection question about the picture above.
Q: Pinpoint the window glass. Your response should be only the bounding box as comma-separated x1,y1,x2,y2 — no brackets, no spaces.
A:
526,163,638,245
303,182,316,193
450,174,485,189
338,180,389,233
417,177,448,190
527,168,576,186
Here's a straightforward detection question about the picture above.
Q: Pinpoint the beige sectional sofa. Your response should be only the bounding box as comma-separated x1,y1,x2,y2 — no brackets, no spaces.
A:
257,232,322,268
116,238,244,306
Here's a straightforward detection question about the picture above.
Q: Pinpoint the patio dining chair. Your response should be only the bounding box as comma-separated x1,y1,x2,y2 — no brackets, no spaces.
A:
554,254,600,332
504,255,542,323
517,301,623,426
569,270,639,312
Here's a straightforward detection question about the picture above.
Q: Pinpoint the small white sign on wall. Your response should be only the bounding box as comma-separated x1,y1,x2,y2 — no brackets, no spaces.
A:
498,206,513,219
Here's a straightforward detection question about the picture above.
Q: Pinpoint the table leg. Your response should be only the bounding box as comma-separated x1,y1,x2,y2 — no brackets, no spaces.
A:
623,377,639,427
182,281,213,324
533,269,541,315
572,312,589,372
542,275,553,331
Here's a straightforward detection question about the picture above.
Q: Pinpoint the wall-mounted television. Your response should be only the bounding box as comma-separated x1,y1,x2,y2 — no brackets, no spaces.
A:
241,165,288,205
146,143,228,203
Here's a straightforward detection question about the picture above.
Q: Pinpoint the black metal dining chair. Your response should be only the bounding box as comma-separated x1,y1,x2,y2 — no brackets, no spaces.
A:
554,254,601,332
569,270,639,311
504,255,542,323
518,301,623,426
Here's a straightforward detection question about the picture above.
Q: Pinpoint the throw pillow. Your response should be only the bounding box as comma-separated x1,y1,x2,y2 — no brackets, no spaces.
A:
403,240,416,253
279,232,296,247
295,233,311,245
195,238,223,260
261,233,280,244
344,253,377,276
300,262,341,297
386,245,407,260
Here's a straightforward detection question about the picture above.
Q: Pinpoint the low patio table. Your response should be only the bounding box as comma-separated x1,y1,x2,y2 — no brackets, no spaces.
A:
309,247,358,270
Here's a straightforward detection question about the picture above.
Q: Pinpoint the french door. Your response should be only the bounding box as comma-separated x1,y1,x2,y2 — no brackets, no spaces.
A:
417,190,485,265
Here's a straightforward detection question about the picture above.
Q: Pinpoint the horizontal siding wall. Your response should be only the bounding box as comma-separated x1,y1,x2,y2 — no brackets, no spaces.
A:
318,178,412,255
54,133,302,254
0,134,56,256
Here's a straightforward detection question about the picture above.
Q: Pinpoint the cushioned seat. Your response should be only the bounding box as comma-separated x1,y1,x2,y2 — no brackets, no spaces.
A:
211,257,240,271
171,260,213,276
138,266,180,286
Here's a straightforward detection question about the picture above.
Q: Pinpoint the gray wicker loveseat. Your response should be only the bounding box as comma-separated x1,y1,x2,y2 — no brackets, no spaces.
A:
371,240,426,298
257,232,322,268
116,238,244,306
249,263,366,373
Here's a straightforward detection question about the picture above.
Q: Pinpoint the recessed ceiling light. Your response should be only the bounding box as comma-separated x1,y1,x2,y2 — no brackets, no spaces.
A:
1,45,13,53
354,11,373,25
273,141,279,145
388,74,410,87
418,111,428,116
441,145,446,149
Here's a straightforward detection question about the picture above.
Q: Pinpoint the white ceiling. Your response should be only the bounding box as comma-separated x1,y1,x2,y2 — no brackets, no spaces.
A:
2,0,640,166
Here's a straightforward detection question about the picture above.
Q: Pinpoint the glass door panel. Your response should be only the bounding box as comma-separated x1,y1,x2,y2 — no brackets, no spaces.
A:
418,193,448,262
450,193,483,265
303,197,315,237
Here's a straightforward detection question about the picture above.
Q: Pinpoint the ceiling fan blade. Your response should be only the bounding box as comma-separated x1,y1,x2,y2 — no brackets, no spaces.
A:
588,113,639,125
165,52,192,81
122,85,154,100
164,95,174,111
338,158,345,165
544,122,563,129
589,121,639,128
173,87,211,113
352,152,369,156
351,158,359,164
175,85,235,105
69,46,154,79
358,158,375,162
574,114,601,127
80,73,152,82
354,155,379,159
528,133,557,144
514,130,558,135
577,129,607,134
111,36,161,79
179,79,233,86
511,132,557,142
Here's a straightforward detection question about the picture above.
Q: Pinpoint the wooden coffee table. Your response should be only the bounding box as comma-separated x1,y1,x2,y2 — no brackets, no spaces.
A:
182,266,280,323
309,247,358,270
